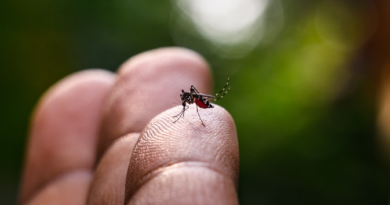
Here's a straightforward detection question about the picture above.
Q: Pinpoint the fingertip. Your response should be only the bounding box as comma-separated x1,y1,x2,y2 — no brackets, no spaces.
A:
125,105,238,203
118,47,209,76
25,170,93,205
37,69,115,105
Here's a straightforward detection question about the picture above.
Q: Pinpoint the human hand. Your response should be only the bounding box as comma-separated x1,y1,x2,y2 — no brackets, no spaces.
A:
20,48,239,205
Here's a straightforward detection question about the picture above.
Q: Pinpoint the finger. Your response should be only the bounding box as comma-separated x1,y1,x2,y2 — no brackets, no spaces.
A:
125,105,239,205
21,70,115,204
25,171,91,205
87,133,139,205
97,47,211,161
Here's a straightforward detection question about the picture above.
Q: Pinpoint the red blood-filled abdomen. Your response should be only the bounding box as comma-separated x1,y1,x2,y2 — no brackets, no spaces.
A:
195,98,209,108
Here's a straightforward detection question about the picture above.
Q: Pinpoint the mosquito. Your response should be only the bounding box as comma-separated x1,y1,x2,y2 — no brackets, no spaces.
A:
173,78,230,126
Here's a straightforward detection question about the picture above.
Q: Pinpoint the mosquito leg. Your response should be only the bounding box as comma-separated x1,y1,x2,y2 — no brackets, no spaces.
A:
196,105,205,126
215,78,229,97
173,112,183,123
173,107,186,123
191,85,200,94
182,105,189,117
173,101,187,118
173,109,184,118
214,87,230,101
173,105,189,123
173,105,188,118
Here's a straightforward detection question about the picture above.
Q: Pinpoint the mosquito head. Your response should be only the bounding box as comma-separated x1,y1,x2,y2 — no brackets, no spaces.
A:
182,92,193,103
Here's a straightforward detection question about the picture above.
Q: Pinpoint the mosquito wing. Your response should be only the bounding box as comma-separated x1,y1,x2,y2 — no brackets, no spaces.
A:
195,93,215,99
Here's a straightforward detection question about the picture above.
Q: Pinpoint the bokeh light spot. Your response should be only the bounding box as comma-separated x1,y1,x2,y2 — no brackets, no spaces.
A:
175,0,283,57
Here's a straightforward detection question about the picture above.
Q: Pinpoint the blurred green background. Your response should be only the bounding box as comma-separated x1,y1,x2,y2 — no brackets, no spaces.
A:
1,0,390,204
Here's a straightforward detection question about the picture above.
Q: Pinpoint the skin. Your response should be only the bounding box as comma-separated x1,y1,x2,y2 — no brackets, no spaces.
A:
20,47,239,205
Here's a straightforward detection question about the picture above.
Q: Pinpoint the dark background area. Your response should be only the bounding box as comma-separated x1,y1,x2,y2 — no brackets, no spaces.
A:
2,0,390,204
